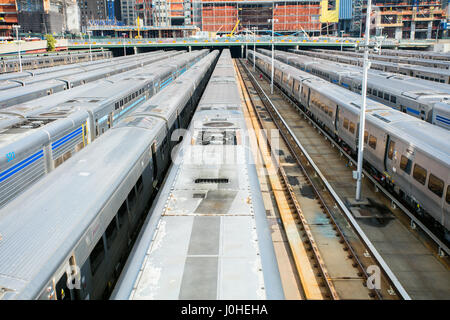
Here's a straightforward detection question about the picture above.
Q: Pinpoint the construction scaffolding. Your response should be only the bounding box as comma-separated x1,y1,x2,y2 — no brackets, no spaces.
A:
196,0,321,34
370,0,446,39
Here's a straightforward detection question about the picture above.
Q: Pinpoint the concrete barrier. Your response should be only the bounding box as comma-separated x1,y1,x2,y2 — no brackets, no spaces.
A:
0,39,69,55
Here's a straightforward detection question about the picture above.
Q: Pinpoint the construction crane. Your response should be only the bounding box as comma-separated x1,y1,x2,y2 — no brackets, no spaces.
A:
227,19,240,37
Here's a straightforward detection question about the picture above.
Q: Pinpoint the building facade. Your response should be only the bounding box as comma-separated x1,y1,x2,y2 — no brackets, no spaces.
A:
16,0,80,34
0,0,19,37
192,0,321,35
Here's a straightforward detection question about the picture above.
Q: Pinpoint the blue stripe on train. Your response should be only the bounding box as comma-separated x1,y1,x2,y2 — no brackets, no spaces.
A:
1,126,83,183
406,107,420,116
51,127,83,151
113,96,146,121
0,150,44,183
436,114,450,125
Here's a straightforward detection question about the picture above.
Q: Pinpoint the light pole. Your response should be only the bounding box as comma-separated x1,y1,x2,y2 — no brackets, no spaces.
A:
355,0,373,202
122,33,127,56
340,30,344,51
13,25,22,72
87,30,92,61
252,27,257,71
268,17,278,94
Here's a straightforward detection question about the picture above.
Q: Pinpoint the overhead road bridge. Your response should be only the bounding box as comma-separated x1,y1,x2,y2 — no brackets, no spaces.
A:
68,37,362,56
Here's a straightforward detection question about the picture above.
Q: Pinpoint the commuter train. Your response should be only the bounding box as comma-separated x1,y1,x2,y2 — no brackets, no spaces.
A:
375,49,450,62
0,52,118,82
0,51,146,90
0,50,219,300
0,50,111,73
0,51,175,109
259,49,450,130
300,49,450,84
112,49,284,300
249,50,450,240
317,48,450,70
0,50,209,209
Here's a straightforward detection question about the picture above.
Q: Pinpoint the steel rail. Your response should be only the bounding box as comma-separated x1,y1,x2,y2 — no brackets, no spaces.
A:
267,50,450,257
241,60,412,300
235,60,334,299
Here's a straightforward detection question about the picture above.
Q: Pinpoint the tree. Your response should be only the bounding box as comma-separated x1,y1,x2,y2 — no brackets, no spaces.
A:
45,34,56,52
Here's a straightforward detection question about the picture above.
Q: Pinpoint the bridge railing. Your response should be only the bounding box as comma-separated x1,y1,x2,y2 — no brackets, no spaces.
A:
68,36,366,46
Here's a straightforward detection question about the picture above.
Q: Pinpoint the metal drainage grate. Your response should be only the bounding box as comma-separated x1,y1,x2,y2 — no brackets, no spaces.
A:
194,178,229,184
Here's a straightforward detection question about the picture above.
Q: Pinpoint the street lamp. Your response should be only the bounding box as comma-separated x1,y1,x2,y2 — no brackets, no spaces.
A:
13,25,22,72
87,30,93,61
355,0,373,202
268,17,278,94
252,27,257,71
122,33,127,56
340,30,344,51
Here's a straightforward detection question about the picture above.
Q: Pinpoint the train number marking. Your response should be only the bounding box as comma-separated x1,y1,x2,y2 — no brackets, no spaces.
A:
6,152,15,162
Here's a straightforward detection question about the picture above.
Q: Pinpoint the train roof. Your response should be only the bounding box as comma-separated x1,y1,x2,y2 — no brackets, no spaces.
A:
366,109,450,164
112,49,283,300
0,118,166,300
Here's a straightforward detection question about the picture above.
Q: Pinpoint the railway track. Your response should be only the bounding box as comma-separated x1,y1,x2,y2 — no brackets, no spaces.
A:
236,58,450,300
235,60,405,300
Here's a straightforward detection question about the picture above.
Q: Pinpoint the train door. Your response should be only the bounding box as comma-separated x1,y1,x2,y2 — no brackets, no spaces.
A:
334,105,340,134
384,135,396,174
176,110,181,130
55,256,80,300
151,142,158,188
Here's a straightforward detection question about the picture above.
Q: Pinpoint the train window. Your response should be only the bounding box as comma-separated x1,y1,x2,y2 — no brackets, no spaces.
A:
343,118,349,129
368,135,377,149
384,93,389,101
136,175,143,193
89,237,105,275
378,91,383,98
428,174,444,198
440,80,445,83
364,131,368,144
373,89,377,96
390,96,396,104
118,201,128,228
127,187,137,209
446,186,450,204
388,141,395,160
349,122,355,134
368,88,372,94
413,164,427,185
105,218,118,249
400,156,412,174
115,102,119,110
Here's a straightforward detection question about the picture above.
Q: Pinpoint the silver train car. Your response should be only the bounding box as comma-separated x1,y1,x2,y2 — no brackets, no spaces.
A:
0,51,173,109
0,50,209,209
378,49,450,62
314,48,450,70
0,50,219,300
112,49,284,300
0,50,112,73
263,49,450,128
433,101,450,130
298,49,450,84
249,50,450,240
0,51,157,89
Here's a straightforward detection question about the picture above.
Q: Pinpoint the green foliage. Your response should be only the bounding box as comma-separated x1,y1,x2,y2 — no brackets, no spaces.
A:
45,34,56,52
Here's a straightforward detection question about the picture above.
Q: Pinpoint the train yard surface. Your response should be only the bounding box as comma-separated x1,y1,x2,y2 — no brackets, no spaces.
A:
236,58,450,300
0,48,449,300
